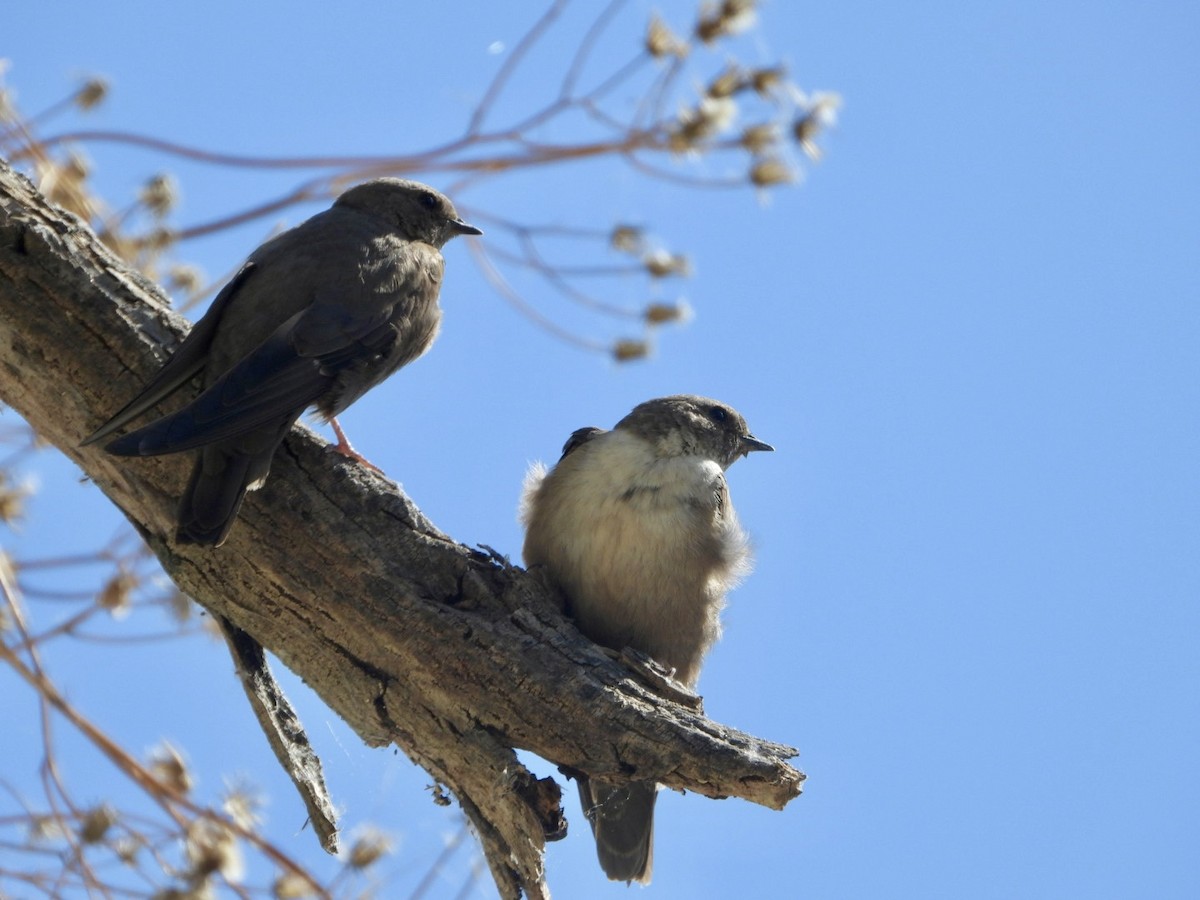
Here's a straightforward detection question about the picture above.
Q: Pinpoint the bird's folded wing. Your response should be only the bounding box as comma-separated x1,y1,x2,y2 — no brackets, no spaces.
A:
289,244,436,358
104,314,326,455
560,426,606,460
80,263,258,446
103,290,405,457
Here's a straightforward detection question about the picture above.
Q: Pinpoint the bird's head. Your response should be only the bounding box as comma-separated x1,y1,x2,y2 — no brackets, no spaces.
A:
336,178,482,248
617,394,773,469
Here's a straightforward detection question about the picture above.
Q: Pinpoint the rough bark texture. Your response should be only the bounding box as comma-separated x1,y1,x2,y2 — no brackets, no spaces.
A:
217,614,340,854
0,158,804,899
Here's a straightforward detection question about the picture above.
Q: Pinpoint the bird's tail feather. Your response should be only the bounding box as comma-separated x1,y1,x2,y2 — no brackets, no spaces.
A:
578,778,656,884
175,446,275,547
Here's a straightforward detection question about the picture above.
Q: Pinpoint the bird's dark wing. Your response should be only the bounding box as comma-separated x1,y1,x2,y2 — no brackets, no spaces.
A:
290,241,441,358
80,263,258,447
560,426,606,461
103,297,401,457
289,293,396,358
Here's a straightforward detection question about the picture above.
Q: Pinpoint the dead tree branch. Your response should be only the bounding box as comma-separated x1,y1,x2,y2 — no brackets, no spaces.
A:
0,159,802,899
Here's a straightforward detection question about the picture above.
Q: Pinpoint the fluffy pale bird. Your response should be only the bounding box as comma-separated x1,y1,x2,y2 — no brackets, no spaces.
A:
521,394,772,883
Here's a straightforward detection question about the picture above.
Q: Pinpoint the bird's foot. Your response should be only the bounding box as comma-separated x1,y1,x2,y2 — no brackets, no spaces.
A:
604,646,704,710
329,417,383,474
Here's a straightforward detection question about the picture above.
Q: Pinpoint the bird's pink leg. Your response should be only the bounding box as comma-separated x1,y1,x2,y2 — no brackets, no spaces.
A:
329,417,383,473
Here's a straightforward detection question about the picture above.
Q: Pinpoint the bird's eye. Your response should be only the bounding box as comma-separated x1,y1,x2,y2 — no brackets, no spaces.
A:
419,191,439,211
708,405,728,423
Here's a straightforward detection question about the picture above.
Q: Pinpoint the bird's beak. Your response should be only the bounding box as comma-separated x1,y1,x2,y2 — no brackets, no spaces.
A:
740,433,774,454
450,218,483,237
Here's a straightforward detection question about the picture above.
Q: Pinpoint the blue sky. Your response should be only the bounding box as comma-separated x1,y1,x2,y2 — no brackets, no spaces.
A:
2,1,1198,898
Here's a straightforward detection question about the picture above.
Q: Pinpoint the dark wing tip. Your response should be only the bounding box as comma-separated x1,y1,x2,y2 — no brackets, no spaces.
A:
103,430,151,457
78,427,108,449
80,404,153,448
560,426,606,461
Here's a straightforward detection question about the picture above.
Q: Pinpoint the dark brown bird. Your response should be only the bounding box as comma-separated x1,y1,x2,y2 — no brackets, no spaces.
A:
82,178,480,546
520,395,772,883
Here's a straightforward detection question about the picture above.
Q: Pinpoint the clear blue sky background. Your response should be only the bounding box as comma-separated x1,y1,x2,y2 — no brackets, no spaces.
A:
3,2,1198,898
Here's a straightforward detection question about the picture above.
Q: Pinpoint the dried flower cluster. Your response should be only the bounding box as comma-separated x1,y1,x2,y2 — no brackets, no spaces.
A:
696,0,759,44
0,470,31,522
469,1,837,361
